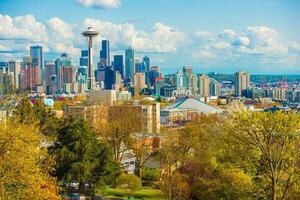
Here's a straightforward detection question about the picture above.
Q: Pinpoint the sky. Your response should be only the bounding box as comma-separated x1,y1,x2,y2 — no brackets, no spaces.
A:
0,0,300,74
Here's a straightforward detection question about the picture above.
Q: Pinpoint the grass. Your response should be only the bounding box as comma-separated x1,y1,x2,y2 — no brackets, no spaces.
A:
104,187,165,200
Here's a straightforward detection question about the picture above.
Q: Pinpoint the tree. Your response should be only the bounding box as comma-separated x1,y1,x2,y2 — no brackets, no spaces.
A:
53,119,119,194
225,110,300,200
13,97,62,138
0,121,60,199
98,106,141,163
160,171,190,200
132,132,160,180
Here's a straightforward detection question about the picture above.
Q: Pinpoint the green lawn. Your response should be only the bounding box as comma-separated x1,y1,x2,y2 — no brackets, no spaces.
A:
104,187,165,200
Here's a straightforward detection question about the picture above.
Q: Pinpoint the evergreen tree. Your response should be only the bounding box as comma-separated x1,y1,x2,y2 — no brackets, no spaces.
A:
53,119,120,194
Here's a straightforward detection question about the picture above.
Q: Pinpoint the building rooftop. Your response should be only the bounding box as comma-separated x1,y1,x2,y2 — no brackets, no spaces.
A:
166,97,222,114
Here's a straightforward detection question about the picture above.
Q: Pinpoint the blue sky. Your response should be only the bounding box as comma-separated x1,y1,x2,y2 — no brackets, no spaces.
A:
0,0,300,74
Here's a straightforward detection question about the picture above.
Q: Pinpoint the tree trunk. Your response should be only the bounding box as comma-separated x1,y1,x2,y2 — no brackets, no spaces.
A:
79,180,85,193
271,179,276,200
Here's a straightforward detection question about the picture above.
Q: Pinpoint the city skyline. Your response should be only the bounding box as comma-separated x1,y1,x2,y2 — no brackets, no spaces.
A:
0,0,300,74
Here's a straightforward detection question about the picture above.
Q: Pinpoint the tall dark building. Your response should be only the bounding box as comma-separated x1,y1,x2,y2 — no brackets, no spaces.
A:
100,40,110,67
143,55,150,72
125,46,134,79
80,50,88,67
104,66,115,90
113,55,124,78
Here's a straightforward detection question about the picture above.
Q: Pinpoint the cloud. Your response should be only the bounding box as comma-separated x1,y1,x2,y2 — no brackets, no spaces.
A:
77,0,121,9
218,29,236,39
0,14,299,71
0,14,47,42
83,18,185,53
232,36,250,46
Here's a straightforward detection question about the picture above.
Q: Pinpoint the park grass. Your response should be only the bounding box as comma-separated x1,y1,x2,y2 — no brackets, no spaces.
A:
104,187,165,200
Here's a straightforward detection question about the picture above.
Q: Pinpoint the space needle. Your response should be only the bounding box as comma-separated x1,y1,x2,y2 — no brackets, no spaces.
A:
82,27,99,91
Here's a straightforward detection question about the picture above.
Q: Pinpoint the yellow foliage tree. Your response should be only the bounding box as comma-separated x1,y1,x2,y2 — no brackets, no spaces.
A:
0,122,60,200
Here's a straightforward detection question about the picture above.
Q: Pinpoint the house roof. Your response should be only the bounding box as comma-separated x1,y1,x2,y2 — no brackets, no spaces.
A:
167,97,222,114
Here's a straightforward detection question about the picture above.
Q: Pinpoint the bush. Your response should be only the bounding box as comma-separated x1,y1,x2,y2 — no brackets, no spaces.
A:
143,168,160,182
117,174,142,197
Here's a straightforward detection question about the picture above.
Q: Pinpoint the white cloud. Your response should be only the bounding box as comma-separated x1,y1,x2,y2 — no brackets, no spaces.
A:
77,0,121,9
233,36,250,46
83,18,185,53
242,26,288,55
218,29,236,39
0,14,299,70
0,14,47,41
193,50,217,60
47,17,80,56
290,42,300,51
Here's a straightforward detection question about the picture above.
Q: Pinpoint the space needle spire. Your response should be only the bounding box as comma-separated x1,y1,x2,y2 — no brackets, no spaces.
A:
82,27,99,91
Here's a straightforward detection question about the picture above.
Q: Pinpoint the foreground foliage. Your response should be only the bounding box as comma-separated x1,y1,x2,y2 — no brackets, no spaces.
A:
0,122,60,199
53,119,120,195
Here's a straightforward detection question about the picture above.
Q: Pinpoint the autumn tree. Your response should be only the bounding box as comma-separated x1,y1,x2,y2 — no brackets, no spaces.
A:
225,110,300,200
0,121,60,199
98,106,141,163
13,97,62,138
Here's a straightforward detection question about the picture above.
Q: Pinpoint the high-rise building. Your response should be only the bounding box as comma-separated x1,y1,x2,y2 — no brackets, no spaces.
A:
30,46,43,85
125,46,135,80
30,45,43,69
143,56,150,73
45,62,56,94
113,55,124,78
188,73,198,95
20,57,33,90
114,71,122,91
235,71,250,96
209,78,220,96
55,53,72,93
135,58,144,73
104,67,115,90
62,66,76,84
148,66,161,86
134,72,146,89
100,40,110,67
80,50,88,67
8,60,20,90
199,74,211,97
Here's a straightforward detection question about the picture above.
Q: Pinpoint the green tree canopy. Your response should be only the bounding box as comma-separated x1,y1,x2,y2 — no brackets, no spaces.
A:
53,119,120,193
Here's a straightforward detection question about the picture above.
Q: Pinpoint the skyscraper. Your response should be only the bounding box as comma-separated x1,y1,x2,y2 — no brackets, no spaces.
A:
8,60,20,90
104,67,115,90
125,46,134,80
80,50,88,67
21,56,34,90
135,58,143,73
210,78,220,96
30,45,43,69
113,55,124,78
55,53,72,93
199,74,211,97
100,40,110,67
30,45,43,85
235,71,250,96
134,72,146,89
142,55,150,73
148,66,161,86
45,62,56,94
79,50,88,84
